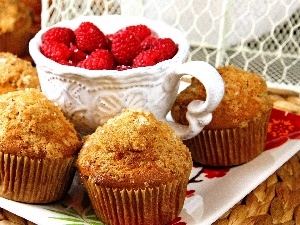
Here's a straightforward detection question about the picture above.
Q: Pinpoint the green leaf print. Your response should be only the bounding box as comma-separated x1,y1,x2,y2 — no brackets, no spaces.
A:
45,205,104,225
49,217,83,222
47,209,78,218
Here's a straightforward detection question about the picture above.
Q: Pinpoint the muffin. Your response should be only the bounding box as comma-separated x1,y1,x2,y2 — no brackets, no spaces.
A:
77,109,192,225
0,0,33,56
0,52,40,94
20,0,42,35
0,88,82,203
171,66,273,166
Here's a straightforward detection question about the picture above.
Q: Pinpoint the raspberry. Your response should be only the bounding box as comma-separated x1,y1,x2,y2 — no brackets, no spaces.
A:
132,49,160,67
151,38,178,62
106,34,114,50
42,27,75,46
58,60,73,66
40,22,179,70
77,49,115,70
111,29,142,66
74,22,108,53
106,34,114,42
141,35,158,50
40,41,71,63
123,24,151,41
69,44,87,65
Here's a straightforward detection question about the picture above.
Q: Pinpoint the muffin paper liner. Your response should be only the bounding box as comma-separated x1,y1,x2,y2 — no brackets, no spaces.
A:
0,153,76,203
0,18,32,56
184,110,272,166
82,178,188,225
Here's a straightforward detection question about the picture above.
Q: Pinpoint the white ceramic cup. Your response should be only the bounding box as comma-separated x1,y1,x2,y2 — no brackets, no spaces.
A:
29,15,224,139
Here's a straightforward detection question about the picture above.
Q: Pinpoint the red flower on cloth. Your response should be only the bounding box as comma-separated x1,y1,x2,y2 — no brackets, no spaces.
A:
186,189,195,197
265,109,300,150
167,217,187,225
189,165,230,184
202,168,230,178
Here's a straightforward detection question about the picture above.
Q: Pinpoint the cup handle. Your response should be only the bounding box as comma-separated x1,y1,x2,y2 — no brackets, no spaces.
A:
165,61,225,140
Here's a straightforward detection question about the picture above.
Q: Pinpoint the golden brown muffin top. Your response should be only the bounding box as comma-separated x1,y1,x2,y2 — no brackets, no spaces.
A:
0,88,82,158
0,0,32,34
0,52,40,94
77,109,192,189
171,66,272,129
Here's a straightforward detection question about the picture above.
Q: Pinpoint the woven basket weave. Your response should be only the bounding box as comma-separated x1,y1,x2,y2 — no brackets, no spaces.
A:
213,151,300,225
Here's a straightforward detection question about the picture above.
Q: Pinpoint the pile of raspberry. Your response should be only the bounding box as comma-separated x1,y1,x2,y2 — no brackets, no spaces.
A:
40,22,178,70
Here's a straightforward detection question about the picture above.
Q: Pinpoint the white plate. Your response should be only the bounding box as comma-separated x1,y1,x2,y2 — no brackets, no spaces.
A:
0,108,299,225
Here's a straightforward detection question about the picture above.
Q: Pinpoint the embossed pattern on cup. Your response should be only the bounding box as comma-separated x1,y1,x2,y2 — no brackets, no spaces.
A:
37,64,181,135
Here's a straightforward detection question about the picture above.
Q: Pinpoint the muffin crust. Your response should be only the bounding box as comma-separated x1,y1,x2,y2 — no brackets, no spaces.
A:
77,109,192,188
0,52,39,94
0,0,31,34
0,88,82,158
0,0,33,56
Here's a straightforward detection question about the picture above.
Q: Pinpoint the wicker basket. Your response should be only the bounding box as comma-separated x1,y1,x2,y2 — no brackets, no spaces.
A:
214,151,300,225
